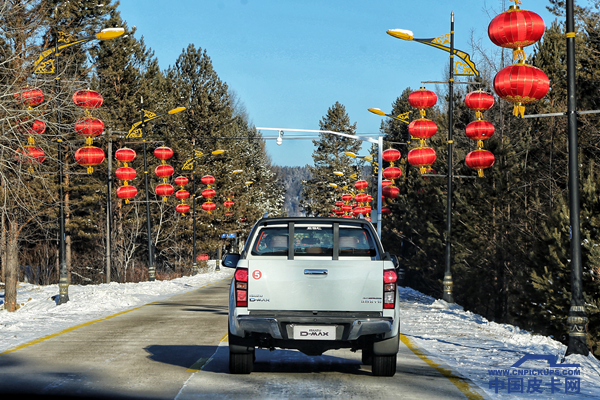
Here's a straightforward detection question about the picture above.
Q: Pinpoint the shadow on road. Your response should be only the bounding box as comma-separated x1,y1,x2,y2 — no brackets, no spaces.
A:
145,344,220,369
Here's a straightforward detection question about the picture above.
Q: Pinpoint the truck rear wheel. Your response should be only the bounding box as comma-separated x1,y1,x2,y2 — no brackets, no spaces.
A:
372,354,396,377
229,351,254,374
228,324,255,374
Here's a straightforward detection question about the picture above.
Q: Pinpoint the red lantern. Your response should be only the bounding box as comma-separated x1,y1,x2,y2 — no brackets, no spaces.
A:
116,167,137,181
355,180,368,190
383,186,400,199
408,118,438,145
341,194,353,202
224,200,235,208
176,190,190,200
383,167,402,180
353,207,366,216
335,201,344,207
155,164,174,178
335,208,344,216
355,193,369,203
15,88,44,108
201,175,215,186
493,63,549,117
117,186,137,202
19,119,46,135
202,202,216,213
465,120,495,148
464,91,495,119
408,87,437,117
488,5,545,61
74,146,105,173
155,183,174,201
154,146,173,160
382,149,401,163
16,146,45,164
465,149,495,177
72,90,103,109
342,215,354,219
364,205,372,214
381,180,392,188
342,204,353,213
74,118,104,138
202,188,216,199
381,206,392,215
407,147,437,174
176,204,190,214
115,148,136,163
174,176,189,186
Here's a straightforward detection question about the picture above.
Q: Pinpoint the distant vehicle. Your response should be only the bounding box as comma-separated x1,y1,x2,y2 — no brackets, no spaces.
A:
222,216,400,376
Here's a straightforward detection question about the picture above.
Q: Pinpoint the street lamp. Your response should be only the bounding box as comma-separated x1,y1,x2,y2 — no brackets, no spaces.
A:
256,127,384,237
181,147,226,275
35,25,124,305
127,100,185,281
386,13,479,304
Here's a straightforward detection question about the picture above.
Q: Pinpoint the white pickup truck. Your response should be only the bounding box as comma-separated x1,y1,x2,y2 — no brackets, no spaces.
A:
221,216,400,376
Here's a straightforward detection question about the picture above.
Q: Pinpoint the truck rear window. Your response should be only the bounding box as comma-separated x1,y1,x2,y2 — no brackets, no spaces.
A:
250,226,376,257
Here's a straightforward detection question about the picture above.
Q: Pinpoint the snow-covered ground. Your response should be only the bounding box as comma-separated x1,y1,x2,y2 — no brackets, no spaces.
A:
1,268,599,399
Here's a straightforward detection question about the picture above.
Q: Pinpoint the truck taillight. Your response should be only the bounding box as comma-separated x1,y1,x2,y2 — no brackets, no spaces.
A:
235,268,248,307
383,269,397,309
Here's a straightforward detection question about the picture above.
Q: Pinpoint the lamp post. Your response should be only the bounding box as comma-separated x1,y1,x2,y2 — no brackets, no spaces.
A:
386,13,480,303
256,127,384,237
127,101,185,281
35,26,125,305
181,147,225,275
520,0,588,357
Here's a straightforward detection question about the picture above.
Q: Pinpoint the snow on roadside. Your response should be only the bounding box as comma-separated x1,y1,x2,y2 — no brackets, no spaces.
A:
398,286,600,399
0,266,234,354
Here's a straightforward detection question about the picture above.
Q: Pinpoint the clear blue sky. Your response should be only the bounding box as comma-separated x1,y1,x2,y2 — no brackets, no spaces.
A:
116,0,558,167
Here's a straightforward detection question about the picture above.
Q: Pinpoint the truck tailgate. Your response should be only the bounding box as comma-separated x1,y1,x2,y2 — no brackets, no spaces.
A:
247,259,384,312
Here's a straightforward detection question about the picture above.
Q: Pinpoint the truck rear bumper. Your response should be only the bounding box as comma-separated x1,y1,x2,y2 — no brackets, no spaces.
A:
236,315,394,341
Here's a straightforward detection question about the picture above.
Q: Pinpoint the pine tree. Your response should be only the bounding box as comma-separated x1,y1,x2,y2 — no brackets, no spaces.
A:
301,102,361,217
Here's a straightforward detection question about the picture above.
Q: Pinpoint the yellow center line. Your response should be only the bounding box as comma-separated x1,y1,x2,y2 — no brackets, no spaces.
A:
0,301,159,356
400,334,486,400
0,276,231,356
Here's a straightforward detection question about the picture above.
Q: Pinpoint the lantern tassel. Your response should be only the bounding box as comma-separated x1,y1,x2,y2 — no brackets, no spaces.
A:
419,166,427,174
512,48,526,61
475,111,483,120
513,104,526,118
87,166,93,174
419,109,427,118
478,169,485,178
477,140,484,149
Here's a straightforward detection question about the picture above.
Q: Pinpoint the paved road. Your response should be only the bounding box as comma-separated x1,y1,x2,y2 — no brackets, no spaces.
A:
0,278,481,399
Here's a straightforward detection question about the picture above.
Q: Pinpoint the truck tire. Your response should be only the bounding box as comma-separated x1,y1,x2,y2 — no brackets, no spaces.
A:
371,354,396,377
229,351,254,374
228,324,254,374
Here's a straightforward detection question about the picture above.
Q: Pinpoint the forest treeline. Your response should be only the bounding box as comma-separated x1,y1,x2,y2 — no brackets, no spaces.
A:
0,1,284,311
